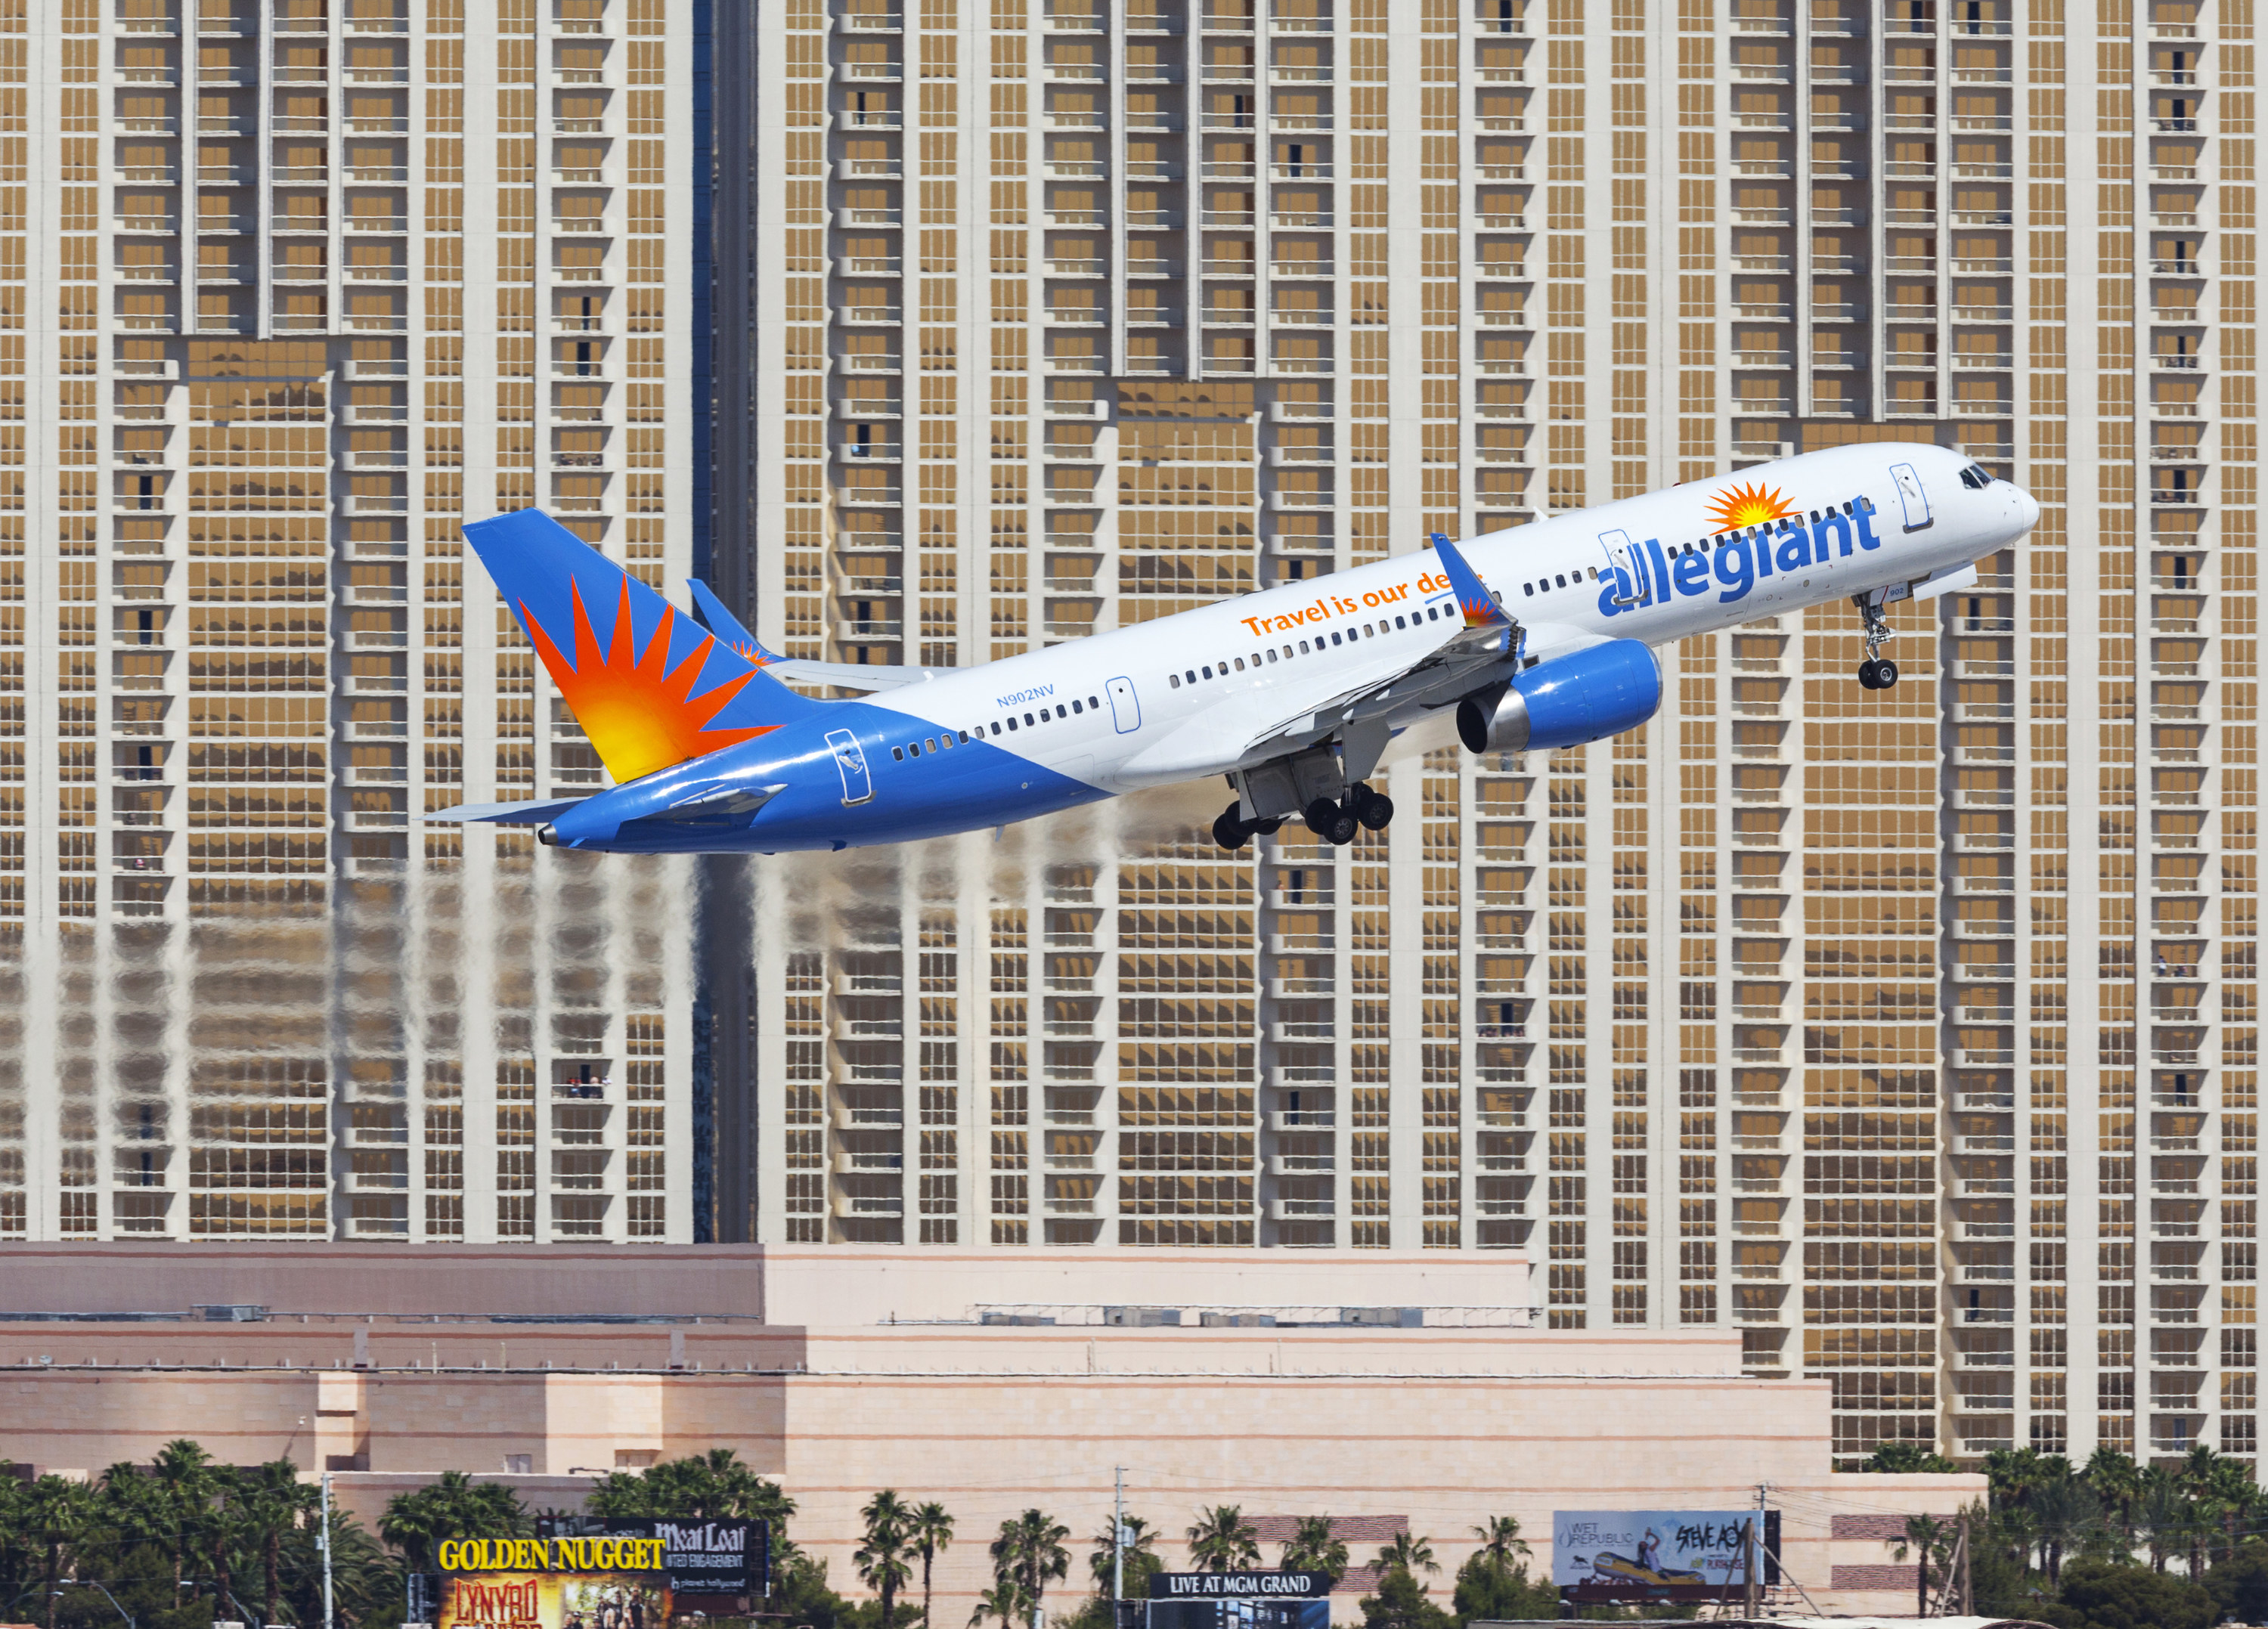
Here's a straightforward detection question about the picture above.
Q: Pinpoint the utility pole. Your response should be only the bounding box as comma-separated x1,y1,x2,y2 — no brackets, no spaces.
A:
319,1470,334,1629
1743,1483,1764,1620
1959,1510,1973,1616
1113,1466,1126,1624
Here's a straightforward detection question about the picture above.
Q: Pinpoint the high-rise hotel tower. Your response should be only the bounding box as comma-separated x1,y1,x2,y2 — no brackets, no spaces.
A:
4,0,708,1244
734,0,2262,1468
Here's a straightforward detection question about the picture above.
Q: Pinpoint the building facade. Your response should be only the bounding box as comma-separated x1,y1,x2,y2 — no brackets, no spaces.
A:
2,0,708,1244
730,0,2254,1472
0,1243,1983,1622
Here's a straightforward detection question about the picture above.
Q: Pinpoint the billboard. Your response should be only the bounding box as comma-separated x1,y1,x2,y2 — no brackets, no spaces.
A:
1550,1510,1778,1602
1147,1573,1332,1601
535,1519,767,1598
438,1572,669,1629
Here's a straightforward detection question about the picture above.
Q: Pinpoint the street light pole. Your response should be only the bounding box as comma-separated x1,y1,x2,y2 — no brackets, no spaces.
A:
55,1579,135,1629
320,1470,334,1629
1112,1466,1125,1610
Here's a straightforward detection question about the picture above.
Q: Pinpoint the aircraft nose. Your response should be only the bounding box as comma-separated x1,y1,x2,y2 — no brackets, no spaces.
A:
2013,485,2041,533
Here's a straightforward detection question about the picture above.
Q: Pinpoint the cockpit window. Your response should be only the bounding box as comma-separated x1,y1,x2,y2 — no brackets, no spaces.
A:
1959,463,1994,489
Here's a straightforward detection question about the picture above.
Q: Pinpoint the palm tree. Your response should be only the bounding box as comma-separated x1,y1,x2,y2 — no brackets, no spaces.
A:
1185,1506,1260,1574
1887,1513,1948,1618
2027,1463,2099,1584
1281,1516,1347,1578
2205,1454,2262,1565
1372,1531,1439,1581
990,1509,1071,1607
2083,1445,2144,1556
22,1475,91,1628
911,1501,956,1625
858,1491,916,1627
1467,1516,1531,1578
378,1470,531,1572
237,1457,323,1627
968,1580,1029,1629
151,1438,218,1591
1087,1512,1156,1591
2138,1465,2189,1573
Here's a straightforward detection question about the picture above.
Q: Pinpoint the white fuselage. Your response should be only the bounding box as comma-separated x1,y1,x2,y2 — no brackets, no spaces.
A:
847,441,2035,794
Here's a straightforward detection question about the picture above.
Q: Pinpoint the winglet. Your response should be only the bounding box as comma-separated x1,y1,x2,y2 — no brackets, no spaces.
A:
1429,531,1514,633
686,578,780,667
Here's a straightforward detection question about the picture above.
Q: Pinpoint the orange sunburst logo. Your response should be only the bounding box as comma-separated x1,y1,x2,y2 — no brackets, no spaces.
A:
1703,479,1796,534
521,578,778,784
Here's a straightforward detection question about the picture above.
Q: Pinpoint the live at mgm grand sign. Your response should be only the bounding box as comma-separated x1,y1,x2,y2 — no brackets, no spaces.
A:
438,1538,671,1629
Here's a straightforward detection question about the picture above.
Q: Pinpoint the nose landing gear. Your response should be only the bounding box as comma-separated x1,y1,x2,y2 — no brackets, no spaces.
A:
1854,589,1898,688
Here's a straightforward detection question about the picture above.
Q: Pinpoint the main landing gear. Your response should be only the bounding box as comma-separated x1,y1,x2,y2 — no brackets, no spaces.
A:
1212,782,1393,851
1853,589,1899,689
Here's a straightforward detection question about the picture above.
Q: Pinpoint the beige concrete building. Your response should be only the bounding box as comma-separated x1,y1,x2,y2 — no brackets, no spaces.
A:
2,0,707,1245
727,0,2255,1479
0,1244,1981,1621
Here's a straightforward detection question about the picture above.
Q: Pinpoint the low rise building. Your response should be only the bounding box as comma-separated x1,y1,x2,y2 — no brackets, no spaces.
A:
0,1245,1975,1619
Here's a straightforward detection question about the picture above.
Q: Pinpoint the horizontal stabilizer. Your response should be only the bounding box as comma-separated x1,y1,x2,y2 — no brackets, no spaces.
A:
764,658,943,692
426,797,587,826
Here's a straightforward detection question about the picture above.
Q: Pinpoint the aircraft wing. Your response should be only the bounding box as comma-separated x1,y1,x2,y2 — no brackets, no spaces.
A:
684,576,943,692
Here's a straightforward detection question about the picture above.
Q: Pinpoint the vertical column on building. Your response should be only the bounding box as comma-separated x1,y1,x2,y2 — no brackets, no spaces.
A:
0,0,25,1239
1675,641,1730,1333
414,0,469,1243
1545,745,1589,1321
2204,0,2266,1457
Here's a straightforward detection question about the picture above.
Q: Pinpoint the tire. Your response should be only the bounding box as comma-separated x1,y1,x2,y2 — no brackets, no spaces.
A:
1325,808,1360,845
1303,798,1342,837
1877,659,1898,686
1357,792,1394,832
1857,660,1882,689
1253,816,1284,835
1211,808,1250,851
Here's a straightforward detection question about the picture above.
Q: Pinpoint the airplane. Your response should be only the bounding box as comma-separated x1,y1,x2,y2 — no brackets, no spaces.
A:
432,441,2040,855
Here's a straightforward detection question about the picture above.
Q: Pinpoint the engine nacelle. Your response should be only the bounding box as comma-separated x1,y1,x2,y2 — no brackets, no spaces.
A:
1457,640,1663,754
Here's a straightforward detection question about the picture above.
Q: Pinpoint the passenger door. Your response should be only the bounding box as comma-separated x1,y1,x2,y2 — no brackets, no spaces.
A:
1597,528,1647,605
1106,675,1142,732
826,729,875,805
1889,462,1932,530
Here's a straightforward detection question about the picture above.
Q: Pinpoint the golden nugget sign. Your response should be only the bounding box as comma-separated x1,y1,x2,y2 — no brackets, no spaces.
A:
438,1538,668,1573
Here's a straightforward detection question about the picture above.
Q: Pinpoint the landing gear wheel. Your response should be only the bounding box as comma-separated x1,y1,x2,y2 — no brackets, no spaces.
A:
1351,782,1395,832
1857,660,1884,689
1252,815,1285,835
1212,805,1251,852
1304,797,1359,846
1876,659,1898,687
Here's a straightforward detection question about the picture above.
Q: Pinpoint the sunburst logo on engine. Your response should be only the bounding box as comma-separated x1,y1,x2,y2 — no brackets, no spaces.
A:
1703,479,1796,534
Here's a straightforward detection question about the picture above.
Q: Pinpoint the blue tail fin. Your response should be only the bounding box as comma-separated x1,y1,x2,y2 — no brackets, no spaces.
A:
461,509,817,783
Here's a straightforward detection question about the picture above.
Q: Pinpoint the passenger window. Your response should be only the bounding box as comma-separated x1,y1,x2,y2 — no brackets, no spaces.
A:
991,722,1003,736
1056,705,1067,719
1266,649,1277,663
1071,699,1083,714
1201,665,1213,680
1185,669,1197,683
1234,657,1244,671
1396,615,1406,628
1006,717,1018,731
1523,584,1533,596
1170,674,1181,688
1331,631,1342,646
926,738,937,752
1024,712,1035,726
892,747,905,760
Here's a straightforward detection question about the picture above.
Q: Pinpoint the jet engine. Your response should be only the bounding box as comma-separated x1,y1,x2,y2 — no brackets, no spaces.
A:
1456,640,1663,754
